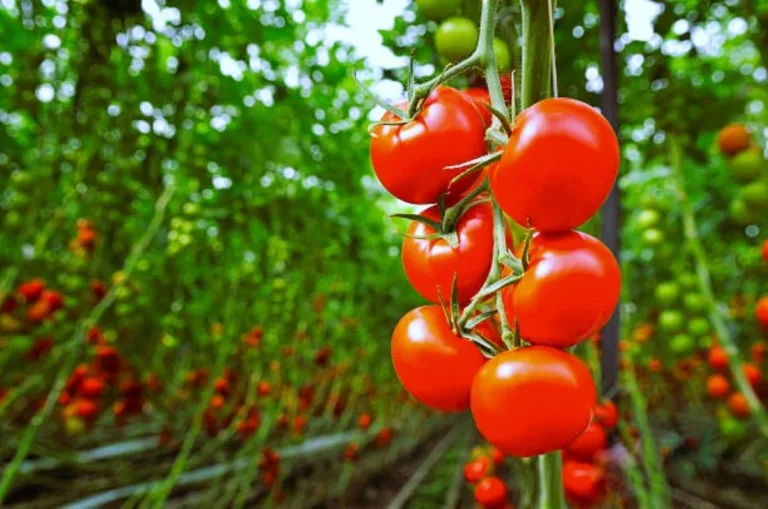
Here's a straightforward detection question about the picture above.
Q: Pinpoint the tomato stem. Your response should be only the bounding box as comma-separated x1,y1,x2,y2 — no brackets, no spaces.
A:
519,0,553,109
537,452,566,508
441,179,489,232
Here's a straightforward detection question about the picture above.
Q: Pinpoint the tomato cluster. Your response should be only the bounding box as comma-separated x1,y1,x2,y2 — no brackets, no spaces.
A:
371,74,620,460
561,400,619,508
462,445,512,509
717,124,768,225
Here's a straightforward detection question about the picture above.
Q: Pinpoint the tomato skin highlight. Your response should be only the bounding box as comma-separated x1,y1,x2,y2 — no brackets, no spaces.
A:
502,231,620,348
490,98,619,232
470,346,597,457
370,86,486,205
402,202,495,304
391,305,486,412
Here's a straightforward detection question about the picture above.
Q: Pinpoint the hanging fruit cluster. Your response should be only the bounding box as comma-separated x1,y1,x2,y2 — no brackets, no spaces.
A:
369,0,621,462
717,123,768,225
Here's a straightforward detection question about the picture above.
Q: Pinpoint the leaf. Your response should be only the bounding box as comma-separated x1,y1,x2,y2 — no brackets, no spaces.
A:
450,273,460,330
483,103,513,133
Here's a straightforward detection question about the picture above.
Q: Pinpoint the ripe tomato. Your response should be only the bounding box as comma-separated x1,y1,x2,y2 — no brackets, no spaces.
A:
742,363,762,388
706,374,730,399
563,461,606,505
465,87,492,127
728,392,750,419
751,342,766,363
471,346,596,457
501,231,620,348
762,240,768,263
371,86,486,204
436,17,478,62
565,422,607,462
708,345,728,371
392,305,486,412
757,296,768,327
717,123,751,156
463,456,491,484
594,400,618,430
474,476,508,508
402,202,495,304
490,98,619,232
415,0,460,21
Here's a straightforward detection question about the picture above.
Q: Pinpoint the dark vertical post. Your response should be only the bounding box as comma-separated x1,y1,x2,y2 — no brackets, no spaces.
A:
599,0,620,397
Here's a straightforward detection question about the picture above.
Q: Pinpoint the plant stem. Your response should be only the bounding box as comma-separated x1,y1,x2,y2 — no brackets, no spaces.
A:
536,452,566,509
622,365,672,507
519,0,553,108
668,135,768,439
517,1,566,506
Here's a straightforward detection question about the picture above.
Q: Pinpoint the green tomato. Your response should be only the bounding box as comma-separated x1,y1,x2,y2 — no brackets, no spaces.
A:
642,228,665,245
436,17,478,62
658,310,685,333
683,293,707,313
670,334,696,356
729,198,755,225
677,273,698,290
636,209,661,229
687,317,710,336
740,180,768,210
493,38,511,73
729,148,766,182
719,416,749,441
654,282,680,306
698,335,712,349
416,0,461,21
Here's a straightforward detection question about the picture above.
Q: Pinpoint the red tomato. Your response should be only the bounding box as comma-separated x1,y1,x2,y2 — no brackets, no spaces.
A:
471,346,596,457
358,413,372,430
474,476,508,508
757,296,768,327
708,346,729,371
402,202,495,304
490,98,619,232
501,231,620,348
742,363,762,388
751,343,766,363
563,461,606,505
392,305,486,412
728,392,750,419
370,86,486,204
489,447,504,466
706,374,730,399
18,279,45,302
465,87,492,127
79,377,105,399
463,456,491,484
594,400,618,429
565,422,607,462
762,240,768,263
